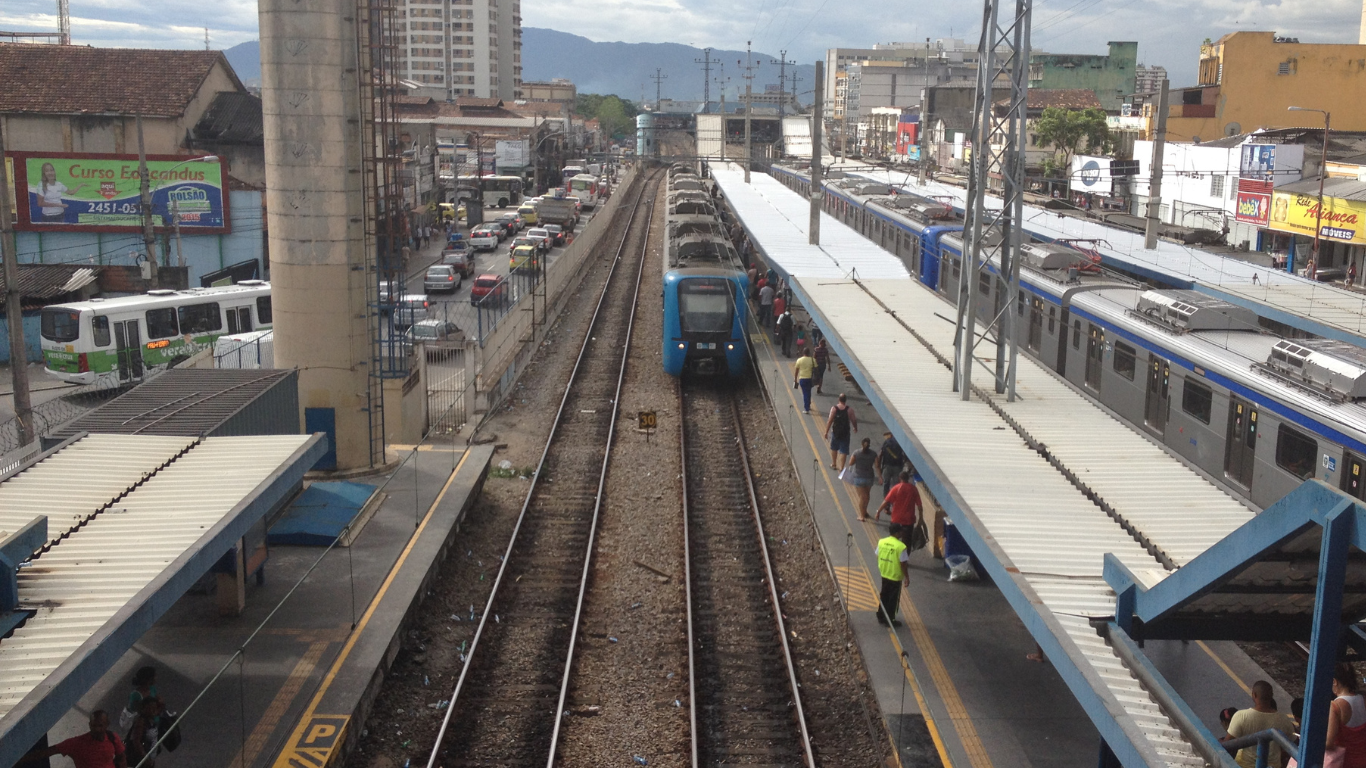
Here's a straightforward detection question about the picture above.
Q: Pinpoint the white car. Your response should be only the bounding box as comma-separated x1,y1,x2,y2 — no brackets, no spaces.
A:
525,228,552,253
469,227,500,251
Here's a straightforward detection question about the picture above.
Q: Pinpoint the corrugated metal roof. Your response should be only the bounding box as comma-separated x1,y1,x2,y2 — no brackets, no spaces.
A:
711,163,911,280
800,277,1205,766
1277,176,1366,201
0,264,99,310
0,435,316,723
0,434,196,552
191,91,263,145
48,369,296,442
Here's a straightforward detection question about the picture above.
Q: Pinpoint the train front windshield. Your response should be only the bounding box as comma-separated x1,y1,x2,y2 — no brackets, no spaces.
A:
679,278,734,333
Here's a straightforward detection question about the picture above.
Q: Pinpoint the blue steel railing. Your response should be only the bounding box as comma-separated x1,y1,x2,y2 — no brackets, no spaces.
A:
1222,729,1300,768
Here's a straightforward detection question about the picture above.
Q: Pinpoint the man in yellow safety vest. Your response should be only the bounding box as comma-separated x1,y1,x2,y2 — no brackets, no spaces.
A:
876,524,911,627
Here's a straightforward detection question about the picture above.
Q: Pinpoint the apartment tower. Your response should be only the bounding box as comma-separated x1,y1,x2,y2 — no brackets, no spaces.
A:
399,0,522,100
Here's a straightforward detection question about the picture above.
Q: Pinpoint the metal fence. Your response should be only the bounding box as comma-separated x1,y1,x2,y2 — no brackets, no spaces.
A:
425,343,471,435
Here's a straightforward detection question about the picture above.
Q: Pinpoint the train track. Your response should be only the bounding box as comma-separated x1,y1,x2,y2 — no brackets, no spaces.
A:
426,170,661,768
680,381,816,767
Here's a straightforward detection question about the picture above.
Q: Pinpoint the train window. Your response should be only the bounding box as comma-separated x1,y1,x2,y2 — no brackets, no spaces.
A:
178,302,223,335
1017,291,1025,316
145,308,179,339
1181,380,1213,424
1048,306,1056,333
257,296,274,324
92,315,111,347
1275,424,1317,480
1073,319,1081,349
1113,342,1137,380
978,271,991,296
952,258,960,279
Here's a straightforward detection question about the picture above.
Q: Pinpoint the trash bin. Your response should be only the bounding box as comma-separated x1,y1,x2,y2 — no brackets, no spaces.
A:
942,521,981,573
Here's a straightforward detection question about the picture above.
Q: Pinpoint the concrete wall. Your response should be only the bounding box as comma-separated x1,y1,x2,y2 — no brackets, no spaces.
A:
0,315,42,364
1167,32,1366,141
1030,41,1138,112
261,0,374,470
14,190,265,286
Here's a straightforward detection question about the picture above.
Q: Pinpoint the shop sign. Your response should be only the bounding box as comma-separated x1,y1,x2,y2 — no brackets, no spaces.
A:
1235,190,1271,226
1269,190,1366,245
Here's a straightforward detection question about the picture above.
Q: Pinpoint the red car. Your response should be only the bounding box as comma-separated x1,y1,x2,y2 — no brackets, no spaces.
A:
469,273,509,306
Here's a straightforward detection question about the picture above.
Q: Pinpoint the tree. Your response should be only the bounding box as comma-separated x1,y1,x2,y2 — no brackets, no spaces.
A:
1033,107,1113,181
574,94,640,140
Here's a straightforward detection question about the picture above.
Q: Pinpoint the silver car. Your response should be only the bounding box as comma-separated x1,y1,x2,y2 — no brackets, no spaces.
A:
525,228,552,253
393,294,429,330
424,264,462,293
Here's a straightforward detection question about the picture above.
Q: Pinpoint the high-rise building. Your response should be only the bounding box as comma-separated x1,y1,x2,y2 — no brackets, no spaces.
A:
397,0,522,100
824,39,983,122
1134,63,1168,96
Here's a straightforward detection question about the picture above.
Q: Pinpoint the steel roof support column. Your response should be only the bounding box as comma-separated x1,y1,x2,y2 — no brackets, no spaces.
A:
954,0,1031,401
1300,500,1354,768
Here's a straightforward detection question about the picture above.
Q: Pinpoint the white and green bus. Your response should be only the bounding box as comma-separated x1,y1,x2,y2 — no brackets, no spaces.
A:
40,282,272,387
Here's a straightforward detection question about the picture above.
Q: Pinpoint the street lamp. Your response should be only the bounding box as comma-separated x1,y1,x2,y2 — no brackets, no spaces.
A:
1288,106,1330,280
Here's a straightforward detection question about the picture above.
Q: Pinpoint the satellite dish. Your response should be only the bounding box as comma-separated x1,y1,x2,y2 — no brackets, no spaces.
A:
1225,122,1241,136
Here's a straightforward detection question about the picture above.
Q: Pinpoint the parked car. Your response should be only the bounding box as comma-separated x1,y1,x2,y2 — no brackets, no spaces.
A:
509,244,540,275
403,319,465,357
394,294,429,330
493,213,519,236
525,228,553,253
543,223,567,246
469,273,509,306
424,264,462,293
441,249,475,278
379,279,397,305
469,225,501,250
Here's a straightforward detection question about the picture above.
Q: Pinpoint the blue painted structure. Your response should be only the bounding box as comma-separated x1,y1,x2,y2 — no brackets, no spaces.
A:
0,314,43,364
662,270,748,377
13,189,265,288
268,481,379,546
0,516,47,637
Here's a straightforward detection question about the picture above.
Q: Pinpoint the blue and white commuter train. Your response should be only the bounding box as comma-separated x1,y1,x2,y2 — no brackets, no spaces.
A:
662,163,748,377
772,162,1366,513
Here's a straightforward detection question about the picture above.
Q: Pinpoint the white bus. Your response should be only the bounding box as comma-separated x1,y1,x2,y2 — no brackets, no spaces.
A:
456,175,524,209
567,174,600,210
40,282,272,387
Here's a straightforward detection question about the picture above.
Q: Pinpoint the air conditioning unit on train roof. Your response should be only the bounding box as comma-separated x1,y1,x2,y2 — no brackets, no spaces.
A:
882,197,954,221
1267,339,1366,399
1135,290,1259,333
851,183,891,196
1019,243,1086,271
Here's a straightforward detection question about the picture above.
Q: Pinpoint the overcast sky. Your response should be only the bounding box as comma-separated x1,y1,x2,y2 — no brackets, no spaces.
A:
4,0,1363,87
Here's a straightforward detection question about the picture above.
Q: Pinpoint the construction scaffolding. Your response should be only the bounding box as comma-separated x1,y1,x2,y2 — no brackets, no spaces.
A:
953,0,1032,402
357,0,406,466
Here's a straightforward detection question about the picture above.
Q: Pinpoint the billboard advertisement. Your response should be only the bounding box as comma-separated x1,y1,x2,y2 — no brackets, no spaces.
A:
1236,191,1271,226
13,152,229,233
1269,190,1366,245
1072,155,1113,195
1240,144,1276,182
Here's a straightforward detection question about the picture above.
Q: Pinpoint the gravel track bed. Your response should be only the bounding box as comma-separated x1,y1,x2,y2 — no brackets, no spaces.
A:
735,380,893,767
344,172,648,768
556,182,690,767
435,172,662,766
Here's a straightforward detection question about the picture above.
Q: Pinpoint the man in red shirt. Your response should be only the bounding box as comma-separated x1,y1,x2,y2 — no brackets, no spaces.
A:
875,470,923,527
20,710,126,768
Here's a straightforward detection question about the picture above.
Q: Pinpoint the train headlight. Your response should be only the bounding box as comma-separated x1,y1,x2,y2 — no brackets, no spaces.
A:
678,343,686,349
727,343,734,350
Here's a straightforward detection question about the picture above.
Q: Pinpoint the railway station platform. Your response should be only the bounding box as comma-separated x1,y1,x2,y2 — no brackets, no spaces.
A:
807,160,1366,350
714,162,1304,767
4,441,493,768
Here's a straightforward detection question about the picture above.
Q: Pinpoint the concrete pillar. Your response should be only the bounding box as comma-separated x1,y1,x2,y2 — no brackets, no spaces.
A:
260,0,374,470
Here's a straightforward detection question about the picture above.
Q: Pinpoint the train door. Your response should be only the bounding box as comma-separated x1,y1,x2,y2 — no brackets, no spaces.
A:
1344,453,1366,500
1084,324,1104,390
112,319,144,382
1224,396,1259,488
1028,297,1043,351
1144,355,1170,435
226,306,252,334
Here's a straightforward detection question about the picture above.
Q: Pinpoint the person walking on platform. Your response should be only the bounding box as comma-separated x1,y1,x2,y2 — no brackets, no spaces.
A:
1327,663,1366,768
19,711,126,768
876,469,923,528
758,282,775,329
777,310,795,357
876,524,911,627
826,393,857,471
793,347,816,413
875,432,907,497
813,338,829,395
771,293,787,333
846,436,878,520
747,264,758,292
1223,680,1295,768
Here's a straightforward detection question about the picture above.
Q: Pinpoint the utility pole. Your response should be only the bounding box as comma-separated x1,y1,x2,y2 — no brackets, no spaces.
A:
57,0,70,45
771,51,797,119
695,47,720,114
0,118,34,446
919,37,932,185
651,68,668,110
136,116,159,289
791,70,801,110
716,65,730,163
810,60,824,246
204,27,210,50
172,200,185,268
1143,80,1169,250
741,42,758,183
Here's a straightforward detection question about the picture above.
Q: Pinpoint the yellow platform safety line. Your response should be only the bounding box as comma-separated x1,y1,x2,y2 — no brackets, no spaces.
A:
1198,640,1253,694
763,331,989,768
835,566,881,611
271,449,472,768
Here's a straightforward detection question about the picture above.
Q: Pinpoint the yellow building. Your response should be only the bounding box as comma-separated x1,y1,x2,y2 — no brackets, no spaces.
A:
1164,32,1366,142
